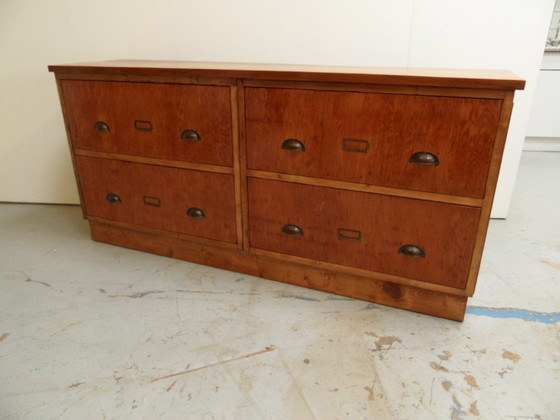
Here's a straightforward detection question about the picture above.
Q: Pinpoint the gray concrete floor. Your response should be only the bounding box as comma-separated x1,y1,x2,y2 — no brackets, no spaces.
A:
1,152,559,419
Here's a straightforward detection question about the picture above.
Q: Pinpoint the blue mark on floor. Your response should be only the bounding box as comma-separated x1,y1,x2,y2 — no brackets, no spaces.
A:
126,290,163,298
276,293,321,302
466,306,560,324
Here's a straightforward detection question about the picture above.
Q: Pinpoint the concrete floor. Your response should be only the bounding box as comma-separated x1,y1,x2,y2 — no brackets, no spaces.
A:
1,152,559,419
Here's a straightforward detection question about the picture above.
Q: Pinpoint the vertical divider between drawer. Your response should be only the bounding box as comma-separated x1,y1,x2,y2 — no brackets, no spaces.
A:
236,79,250,251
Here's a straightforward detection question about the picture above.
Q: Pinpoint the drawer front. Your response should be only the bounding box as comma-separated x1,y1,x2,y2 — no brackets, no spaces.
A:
76,156,237,243
248,178,481,288
245,88,502,198
62,80,233,166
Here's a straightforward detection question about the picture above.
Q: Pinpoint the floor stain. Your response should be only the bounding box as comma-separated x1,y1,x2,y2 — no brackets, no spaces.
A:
365,332,378,338
303,358,310,364
466,306,560,324
438,350,453,361
364,385,375,401
430,361,449,372
498,367,513,378
0,333,10,343
25,277,51,287
542,260,560,270
166,380,177,392
464,375,479,389
451,395,466,420
469,401,480,416
442,381,453,392
375,336,402,350
109,290,164,299
276,293,320,302
151,345,277,382
502,349,522,363
69,382,85,388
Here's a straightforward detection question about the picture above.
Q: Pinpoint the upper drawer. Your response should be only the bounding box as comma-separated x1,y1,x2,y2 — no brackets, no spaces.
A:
248,178,480,289
245,88,502,198
61,80,233,166
76,156,237,244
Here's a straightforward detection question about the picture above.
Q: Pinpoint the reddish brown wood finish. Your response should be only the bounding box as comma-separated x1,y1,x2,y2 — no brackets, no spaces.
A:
48,60,526,90
245,88,502,198
61,80,233,166
90,220,468,321
76,156,237,243
248,178,480,288
49,60,524,321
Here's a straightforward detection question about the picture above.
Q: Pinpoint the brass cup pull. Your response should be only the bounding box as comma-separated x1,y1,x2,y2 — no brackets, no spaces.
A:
281,224,304,236
187,207,206,218
181,129,202,141
399,244,426,258
106,193,121,203
409,152,439,166
94,121,110,132
281,139,306,152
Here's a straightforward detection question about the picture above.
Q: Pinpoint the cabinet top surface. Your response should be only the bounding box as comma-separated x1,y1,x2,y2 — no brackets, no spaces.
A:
49,59,525,90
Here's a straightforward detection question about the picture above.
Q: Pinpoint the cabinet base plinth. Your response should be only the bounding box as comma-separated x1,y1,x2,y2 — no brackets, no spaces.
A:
90,220,467,321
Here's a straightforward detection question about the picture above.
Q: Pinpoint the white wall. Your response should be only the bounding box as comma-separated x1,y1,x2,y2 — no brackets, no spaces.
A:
0,0,554,217
525,52,560,151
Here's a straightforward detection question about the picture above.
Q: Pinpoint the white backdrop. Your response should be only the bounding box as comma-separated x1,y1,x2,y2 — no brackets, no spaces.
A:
0,0,554,217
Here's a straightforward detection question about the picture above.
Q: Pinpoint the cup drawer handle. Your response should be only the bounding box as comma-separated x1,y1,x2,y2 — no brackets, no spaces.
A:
409,152,439,166
399,244,426,258
187,207,206,218
281,139,306,152
106,193,121,203
94,121,110,132
181,129,202,141
281,224,304,236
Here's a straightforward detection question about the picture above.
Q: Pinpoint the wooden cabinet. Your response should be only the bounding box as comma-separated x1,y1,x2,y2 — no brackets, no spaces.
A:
49,60,524,321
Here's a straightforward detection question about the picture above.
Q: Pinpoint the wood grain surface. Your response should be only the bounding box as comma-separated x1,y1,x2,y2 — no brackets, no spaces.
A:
247,178,481,289
76,156,237,243
62,80,233,166
90,220,468,321
49,60,524,320
49,59,525,90
245,87,502,198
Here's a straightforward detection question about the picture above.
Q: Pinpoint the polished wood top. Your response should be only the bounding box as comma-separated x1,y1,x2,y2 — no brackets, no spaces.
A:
49,59,525,90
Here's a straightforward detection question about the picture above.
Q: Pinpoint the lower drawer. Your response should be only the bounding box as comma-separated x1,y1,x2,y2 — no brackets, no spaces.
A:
248,178,481,289
76,156,237,243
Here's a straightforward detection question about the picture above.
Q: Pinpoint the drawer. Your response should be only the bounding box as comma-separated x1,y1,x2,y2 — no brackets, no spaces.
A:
245,88,502,198
62,80,233,166
76,156,237,243
248,178,481,288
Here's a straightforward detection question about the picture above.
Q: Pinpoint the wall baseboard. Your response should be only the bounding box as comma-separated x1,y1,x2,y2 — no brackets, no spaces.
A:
523,137,560,152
